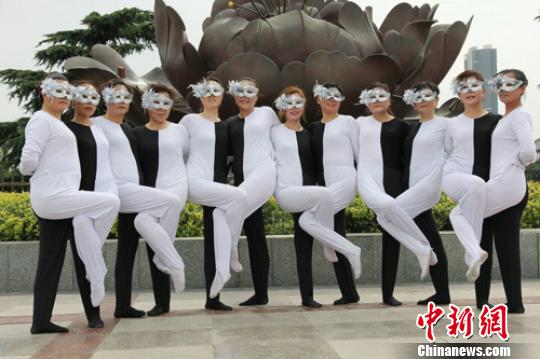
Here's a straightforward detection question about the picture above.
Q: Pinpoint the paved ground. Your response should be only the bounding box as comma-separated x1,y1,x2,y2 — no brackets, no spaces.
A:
1,280,539,358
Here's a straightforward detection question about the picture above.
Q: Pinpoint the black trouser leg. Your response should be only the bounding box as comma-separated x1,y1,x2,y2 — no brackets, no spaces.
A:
381,230,400,299
292,213,314,302
32,218,71,329
332,210,359,300
243,207,269,299
492,191,528,310
69,229,100,322
475,219,494,307
415,210,450,300
146,244,171,309
115,213,139,312
203,206,221,305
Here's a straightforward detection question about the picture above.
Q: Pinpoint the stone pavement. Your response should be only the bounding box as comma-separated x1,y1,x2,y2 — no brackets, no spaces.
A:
1,281,539,358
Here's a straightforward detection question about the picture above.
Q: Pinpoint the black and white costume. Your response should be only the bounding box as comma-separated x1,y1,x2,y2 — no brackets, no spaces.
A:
477,107,536,311
402,116,450,301
19,111,120,331
133,122,189,311
356,116,434,292
442,113,498,279
93,116,185,312
227,106,279,300
272,124,361,286
181,113,247,299
310,115,360,302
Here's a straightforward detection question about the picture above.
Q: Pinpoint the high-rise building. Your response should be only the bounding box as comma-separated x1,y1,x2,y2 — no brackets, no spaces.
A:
464,45,498,113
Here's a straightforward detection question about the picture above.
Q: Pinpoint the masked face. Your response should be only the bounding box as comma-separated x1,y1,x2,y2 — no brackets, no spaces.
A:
274,94,306,111
189,80,224,98
488,75,523,93
313,84,345,102
452,78,485,94
73,86,100,106
403,88,437,105
228,80,259,98
142,89,173,110
41,78,74,100
102,86,133,105
359,87,391,105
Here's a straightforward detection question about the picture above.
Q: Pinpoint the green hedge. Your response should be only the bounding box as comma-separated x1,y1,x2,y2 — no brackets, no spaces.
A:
1,181,539,241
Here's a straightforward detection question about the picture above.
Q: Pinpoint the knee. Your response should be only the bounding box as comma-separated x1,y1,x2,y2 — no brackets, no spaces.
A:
468,177,486,196
164,192,182,209
107,195,121,213
379,197,398,214
72,215,89,228
133,213,147,231
233,188,249,205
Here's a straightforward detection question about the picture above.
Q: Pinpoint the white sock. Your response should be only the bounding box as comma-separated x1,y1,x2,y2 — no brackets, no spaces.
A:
230,246,243,273
346,249,362,279
90,282,105,307
466,250,488,282
170,269,185,293
210,272,227,299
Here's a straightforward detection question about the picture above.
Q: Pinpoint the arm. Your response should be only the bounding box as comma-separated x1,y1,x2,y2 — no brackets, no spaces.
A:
265,106,281,126
350,116,360,164
512,110,537,166
18,115,51,176
178,123,190,162
443,118,454,159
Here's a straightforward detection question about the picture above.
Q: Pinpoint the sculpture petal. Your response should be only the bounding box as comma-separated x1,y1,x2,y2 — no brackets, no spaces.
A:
338,2,383,55
440,18,472,79
317,1,344,25
380,2,416,34
154,0,206,97
199,16,249,70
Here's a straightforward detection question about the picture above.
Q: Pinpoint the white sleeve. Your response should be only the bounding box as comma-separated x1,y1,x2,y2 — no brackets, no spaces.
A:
443,119,453,159
178,123,190,160
512,111,537,166
264,106,281,126
18,115,51,175
350,117,360,164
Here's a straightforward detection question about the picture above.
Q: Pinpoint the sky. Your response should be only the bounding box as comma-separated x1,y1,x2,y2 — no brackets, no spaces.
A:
0,0,539,135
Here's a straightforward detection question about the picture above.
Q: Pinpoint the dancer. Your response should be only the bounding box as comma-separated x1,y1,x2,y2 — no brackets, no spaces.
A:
442,71,498,282
19,73,120,334
271,86,361,307
133,84,189,316
65,80,120,327
309,82,360,305
356,83,436,306
226,78,279,306
93,79,185,318
401,82,450,305
476,69,536,313
182,78,247,310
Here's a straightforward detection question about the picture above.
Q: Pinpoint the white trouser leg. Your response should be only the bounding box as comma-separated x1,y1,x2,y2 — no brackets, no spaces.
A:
323,167,358,261
119,183,185,273
188,177,248,293
442,172,487,266
357,166,434,279
231,164,276,259
276,186,361,276
32,190,121,306
485,165,527,218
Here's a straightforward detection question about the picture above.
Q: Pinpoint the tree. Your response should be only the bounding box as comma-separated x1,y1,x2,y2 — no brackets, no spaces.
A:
0,8,155,175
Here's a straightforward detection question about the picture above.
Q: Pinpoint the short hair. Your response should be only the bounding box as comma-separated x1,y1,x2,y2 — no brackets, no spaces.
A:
148,83,176,98
455,70,484,83
71,79,97,89
410,81,440,96
320,81,344,94
496,68,528,87
238,77,258,88
366,81,391,93
99,78,135,94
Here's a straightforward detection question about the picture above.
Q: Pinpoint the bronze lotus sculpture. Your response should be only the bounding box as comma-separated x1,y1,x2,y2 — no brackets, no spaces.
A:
154,0,471,119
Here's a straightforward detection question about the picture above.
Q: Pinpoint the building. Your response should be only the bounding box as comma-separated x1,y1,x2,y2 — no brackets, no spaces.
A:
464,45,498,113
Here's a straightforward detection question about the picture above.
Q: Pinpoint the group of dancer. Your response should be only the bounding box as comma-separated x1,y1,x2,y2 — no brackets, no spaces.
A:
18,67,535,334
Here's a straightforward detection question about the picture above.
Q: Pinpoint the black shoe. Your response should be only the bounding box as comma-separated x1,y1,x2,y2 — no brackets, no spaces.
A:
302,298,323,308
417,294,450,306
147,305,170,317
30,322,69,335
88,317,104,329
383,296,403,306
205,300,233,311
333,295,360,305
239,295,269,306
506,303,525,314
114,306,146,318
476,301,494,310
